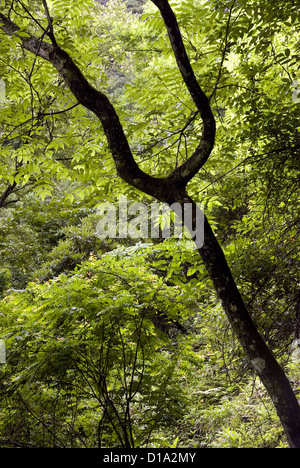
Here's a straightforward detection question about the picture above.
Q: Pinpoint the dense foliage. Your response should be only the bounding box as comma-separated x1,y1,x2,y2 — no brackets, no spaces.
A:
0,0,299,448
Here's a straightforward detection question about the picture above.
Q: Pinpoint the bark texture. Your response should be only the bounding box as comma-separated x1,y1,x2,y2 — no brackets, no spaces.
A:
182,195,300,448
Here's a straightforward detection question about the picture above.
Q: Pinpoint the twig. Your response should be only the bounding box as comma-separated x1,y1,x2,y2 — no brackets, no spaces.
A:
209,1,235,102
17,391,66,448
38,102,80,117
17,0,46,32
42,0,58,47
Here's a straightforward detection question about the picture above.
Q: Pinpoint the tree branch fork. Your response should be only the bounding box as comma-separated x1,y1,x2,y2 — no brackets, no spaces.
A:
2,0,300,447
0,3,215,204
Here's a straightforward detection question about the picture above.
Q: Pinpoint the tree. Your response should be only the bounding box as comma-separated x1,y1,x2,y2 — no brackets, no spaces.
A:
0,247,194,448
1,0,300,447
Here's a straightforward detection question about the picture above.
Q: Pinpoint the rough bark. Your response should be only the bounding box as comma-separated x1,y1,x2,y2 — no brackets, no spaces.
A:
181,195,300,448
1,1,300,447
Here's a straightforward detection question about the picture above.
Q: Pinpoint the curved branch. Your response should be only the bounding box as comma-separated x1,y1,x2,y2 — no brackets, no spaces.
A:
0,12,175,203
1,5,215,196
150,0,216,186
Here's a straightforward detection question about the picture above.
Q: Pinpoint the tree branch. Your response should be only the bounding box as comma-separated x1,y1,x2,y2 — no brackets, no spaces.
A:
0,5,215,197
37,101,80,117
2,2,300,448
0,438,43,448
0,181,17,209
0,12,53,60
0,12,176,203
150,0,216,186
41,0,58,46
209,1,235,101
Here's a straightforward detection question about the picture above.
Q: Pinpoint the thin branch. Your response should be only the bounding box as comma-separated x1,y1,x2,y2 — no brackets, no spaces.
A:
125,48,163,53
17,391,66,448
0,438,44,448
0,102,80,146
209,1,235,101
16,0,47,32
41,0,58,46
196,145,299,194
38,101,80,117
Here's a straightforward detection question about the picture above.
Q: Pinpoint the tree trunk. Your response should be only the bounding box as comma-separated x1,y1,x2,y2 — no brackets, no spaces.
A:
2,2,300,447
182,195,300,448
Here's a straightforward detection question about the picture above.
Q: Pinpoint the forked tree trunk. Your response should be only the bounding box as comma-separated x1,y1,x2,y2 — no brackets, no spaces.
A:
1,0,300,447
